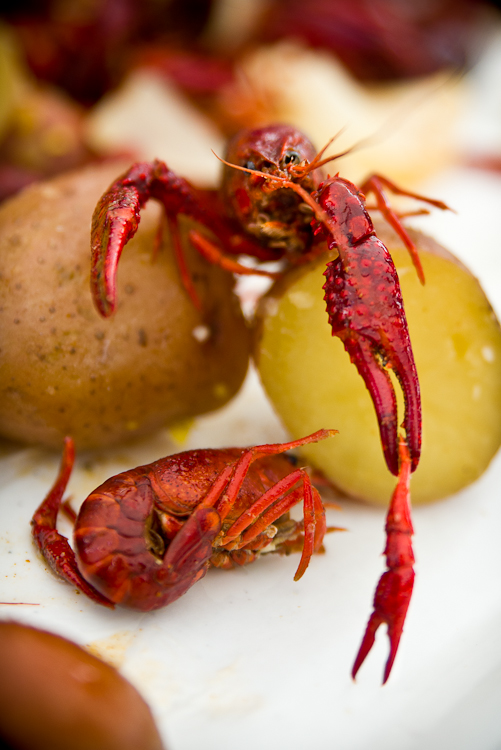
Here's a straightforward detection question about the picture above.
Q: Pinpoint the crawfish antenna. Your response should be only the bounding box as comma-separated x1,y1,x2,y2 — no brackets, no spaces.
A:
290,127,355,179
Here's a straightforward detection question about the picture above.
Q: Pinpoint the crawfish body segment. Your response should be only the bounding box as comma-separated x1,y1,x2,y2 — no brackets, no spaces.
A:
317,177,421,475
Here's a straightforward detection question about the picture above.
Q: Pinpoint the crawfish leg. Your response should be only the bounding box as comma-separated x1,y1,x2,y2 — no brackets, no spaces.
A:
198,431,335,578
352,438,414,684
166,215,204,311
31,438,114,608
159,506,222,597
212,429,337,521
221,468,326,580
188,229,281,278
361,174,450,285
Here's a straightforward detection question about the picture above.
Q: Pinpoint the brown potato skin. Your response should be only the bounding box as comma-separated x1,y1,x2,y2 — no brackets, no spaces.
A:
0,621,165,750
0,161,250,449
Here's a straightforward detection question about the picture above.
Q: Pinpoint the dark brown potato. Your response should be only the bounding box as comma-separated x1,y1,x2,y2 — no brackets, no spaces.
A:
0,621,165,750
0,161,250,448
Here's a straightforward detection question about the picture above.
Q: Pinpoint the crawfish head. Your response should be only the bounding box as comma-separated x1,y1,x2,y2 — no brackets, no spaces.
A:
220,124,324,254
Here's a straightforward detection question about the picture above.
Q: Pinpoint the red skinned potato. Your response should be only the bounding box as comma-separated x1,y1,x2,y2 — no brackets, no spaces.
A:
0,161,250,449
0,621,165,750
254,223,501,505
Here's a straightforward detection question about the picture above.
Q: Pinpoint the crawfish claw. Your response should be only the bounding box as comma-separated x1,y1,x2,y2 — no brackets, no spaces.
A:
90,169,144,317
352,567,414,684
324,240,421,476
91,160,203,317
352,437,414,683
340,329,421,476
341,334,399,477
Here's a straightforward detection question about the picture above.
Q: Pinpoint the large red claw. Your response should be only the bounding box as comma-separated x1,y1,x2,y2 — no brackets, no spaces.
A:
311,176,422,477
352,438,414,684
90,175,142,317
90,160,205,318
324,243,421,476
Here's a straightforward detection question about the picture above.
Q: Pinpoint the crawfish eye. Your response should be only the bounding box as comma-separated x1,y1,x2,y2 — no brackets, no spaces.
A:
243,160,256,171
281,151,301,167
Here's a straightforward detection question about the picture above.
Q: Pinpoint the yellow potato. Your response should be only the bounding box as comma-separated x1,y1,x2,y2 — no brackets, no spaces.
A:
254,224,501,504
0,161,250,448
0,621,165,750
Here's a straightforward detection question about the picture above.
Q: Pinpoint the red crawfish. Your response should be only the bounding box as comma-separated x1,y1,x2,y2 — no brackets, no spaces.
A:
91,124,447,479
31,430,338,611
89,124,448,680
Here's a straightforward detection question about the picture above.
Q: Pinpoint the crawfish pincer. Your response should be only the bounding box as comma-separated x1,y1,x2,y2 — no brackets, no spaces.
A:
352,437,414,684
315,174,424,476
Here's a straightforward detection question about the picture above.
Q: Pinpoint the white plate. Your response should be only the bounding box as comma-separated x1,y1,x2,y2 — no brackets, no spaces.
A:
2,359,501,750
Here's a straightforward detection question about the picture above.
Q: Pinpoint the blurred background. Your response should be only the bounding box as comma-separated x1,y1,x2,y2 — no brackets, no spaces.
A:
2,0,501,199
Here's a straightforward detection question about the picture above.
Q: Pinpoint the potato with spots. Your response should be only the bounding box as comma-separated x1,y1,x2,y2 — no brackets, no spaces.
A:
0,162,250,449
0,621,165,750
254,224,501,504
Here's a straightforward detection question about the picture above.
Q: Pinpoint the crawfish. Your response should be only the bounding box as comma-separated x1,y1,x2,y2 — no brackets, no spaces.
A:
89,124,448,680
31,431,336,611
91,124,447,477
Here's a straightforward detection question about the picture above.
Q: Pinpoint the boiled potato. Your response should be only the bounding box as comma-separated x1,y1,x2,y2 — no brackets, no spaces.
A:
254,224,501,504
0,621,165,750
0,161,250,449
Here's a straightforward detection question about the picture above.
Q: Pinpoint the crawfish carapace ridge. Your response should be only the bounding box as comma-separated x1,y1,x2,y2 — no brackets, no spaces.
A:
31,431,336,611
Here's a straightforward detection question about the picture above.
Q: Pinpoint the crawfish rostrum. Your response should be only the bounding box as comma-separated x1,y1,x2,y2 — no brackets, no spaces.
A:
38,124,449,682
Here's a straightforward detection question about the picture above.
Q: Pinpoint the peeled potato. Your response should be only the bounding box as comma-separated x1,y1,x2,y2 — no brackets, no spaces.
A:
0,161,250,449
0,621,165,750
254,224,501,504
